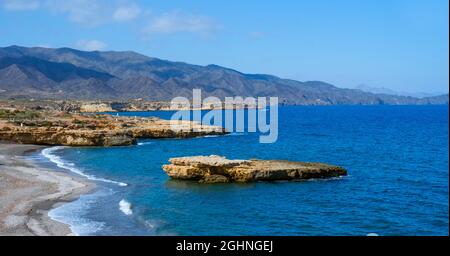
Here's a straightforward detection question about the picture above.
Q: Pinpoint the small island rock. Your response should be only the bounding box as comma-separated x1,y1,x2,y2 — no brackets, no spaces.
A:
163,155,347,183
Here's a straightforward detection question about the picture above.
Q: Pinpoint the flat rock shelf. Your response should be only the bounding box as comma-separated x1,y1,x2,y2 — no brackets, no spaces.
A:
0,110,227,146
163,155,348,183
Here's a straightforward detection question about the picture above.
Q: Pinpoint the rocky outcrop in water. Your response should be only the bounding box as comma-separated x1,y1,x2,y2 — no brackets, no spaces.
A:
163,155,347,183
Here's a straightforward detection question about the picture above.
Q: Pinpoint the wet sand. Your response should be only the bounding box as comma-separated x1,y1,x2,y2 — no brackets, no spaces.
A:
0,143,92,236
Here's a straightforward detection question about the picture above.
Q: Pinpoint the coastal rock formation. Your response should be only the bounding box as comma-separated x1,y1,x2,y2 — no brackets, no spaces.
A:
0,110,227,146
79,103,113,113
0,129,135,146
163,155,347,183
0,100,262,114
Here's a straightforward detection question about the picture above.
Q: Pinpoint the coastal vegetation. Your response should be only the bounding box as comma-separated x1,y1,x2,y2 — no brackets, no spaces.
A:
0,109,41,120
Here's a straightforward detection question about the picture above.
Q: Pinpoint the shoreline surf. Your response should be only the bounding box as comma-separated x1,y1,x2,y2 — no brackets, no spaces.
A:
38,146,128,235
0,143,94,236
41,147,128,187
38,146,150,236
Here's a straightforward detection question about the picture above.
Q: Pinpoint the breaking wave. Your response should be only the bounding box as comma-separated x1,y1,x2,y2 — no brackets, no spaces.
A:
119,199,133,215
41,147,127,187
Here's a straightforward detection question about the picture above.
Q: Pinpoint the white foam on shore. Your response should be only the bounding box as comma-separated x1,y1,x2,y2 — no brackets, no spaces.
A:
304,174,350,183
41,147,128,187
203,135,220,138
48,189,111,235
228,132,245,136
119,199,133,215
137,142,153,146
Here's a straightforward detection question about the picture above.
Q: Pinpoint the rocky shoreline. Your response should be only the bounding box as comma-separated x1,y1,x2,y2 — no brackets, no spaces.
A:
163,155,348,183
0,108,227,146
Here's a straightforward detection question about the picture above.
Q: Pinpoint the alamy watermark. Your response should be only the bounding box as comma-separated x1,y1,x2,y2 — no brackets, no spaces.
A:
169,89,278,143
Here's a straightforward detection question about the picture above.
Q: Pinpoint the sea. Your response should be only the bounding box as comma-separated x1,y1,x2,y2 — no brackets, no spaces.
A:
29,105,449,236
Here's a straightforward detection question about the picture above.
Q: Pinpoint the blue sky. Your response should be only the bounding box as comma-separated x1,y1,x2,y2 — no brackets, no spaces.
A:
0,0,448,93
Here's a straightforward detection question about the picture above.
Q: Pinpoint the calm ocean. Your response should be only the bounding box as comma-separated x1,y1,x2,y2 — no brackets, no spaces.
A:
33,105,449,235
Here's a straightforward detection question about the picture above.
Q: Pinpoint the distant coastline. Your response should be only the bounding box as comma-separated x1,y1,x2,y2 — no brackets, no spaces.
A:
1,98,448,116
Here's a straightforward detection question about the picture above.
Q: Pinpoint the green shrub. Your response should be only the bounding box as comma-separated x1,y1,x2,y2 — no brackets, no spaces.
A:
0,109,41,120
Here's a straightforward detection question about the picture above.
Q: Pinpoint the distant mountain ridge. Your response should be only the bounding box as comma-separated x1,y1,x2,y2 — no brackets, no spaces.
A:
355,84,446,98
0,45,448,105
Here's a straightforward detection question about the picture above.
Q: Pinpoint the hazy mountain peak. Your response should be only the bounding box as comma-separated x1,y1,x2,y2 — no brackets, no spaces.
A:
356,84,447,98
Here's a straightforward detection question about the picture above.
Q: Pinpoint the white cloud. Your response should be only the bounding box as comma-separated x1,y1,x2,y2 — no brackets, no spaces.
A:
44,0,142,26
145,10,219,35
113,3,141,21
45,0,110,26
1,0,40,10
1,1,222,39
75,39,107,51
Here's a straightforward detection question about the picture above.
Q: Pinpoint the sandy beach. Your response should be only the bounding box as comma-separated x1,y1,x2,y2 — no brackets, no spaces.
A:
0,143,92,236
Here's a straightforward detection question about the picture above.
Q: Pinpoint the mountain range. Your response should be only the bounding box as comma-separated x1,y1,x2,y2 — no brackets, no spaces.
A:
0,45,448,105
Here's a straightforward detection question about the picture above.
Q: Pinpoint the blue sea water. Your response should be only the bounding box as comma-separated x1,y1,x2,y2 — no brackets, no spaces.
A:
36,105,448,236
